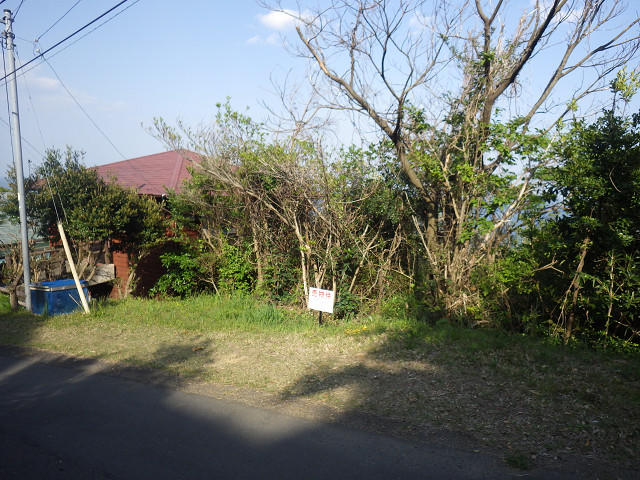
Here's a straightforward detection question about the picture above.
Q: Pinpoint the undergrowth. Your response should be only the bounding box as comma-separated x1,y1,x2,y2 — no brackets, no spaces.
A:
3,292,639,364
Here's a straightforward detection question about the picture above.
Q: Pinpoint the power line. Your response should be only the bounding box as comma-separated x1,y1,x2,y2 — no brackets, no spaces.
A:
13,0,25,19
9,0,142,85
34,0,141,64
0,0,130,84
0,115,42,157
44,57,126,160
44,176,62,225
36,0,84,43
0,48,43,158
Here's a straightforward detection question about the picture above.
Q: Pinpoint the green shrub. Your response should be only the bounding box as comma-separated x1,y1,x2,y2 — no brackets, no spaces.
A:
151,248,206,297
217,240,255,294
334,289,361,320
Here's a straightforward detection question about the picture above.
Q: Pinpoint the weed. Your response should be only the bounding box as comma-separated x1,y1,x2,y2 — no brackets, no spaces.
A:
505,452,532,470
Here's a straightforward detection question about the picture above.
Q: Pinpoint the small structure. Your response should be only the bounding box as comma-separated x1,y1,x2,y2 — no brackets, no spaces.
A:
94,150,199,297
30,279,89,315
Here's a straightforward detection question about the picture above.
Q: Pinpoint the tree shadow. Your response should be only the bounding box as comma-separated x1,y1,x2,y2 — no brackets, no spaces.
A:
0,306,41,346
277,330,640,479
0,306,634,479
0,328,518,480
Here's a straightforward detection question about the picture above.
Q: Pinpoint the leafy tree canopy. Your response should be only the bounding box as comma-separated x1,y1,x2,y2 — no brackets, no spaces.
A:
0,147,166,250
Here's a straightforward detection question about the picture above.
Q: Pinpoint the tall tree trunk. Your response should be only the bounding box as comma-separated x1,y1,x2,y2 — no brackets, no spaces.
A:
250,220,264,291
564,238,590,343
605,252,615,338
397,148,437,249
293,217,309,304
9,288,18,310
6,255,21,311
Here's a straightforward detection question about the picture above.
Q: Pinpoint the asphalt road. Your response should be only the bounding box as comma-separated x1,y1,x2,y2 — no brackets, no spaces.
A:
0,351,577,479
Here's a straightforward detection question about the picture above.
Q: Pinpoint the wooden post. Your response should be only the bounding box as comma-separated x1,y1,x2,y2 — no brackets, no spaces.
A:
57,222,90,314
318,311,323,326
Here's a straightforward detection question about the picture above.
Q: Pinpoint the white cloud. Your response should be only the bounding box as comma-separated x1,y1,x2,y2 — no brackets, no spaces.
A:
409,12,431,30
30,75,60,91
245,32,283,47
25,72,126,113
259,9,300,30
249,8,313,46
560,6,584,23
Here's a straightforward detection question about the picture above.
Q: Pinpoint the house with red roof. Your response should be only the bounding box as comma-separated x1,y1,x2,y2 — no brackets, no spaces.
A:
92,150,200,298
94,150,198,197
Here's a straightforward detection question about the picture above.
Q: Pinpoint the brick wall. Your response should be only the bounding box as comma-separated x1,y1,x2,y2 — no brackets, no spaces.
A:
111,250,130,299
108,241,179,298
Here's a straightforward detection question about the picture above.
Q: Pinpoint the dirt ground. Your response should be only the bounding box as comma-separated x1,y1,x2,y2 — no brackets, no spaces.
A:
1,318,638,480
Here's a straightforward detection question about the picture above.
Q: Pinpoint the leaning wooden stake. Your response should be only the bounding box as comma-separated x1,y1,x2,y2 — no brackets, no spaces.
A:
57,221,90,314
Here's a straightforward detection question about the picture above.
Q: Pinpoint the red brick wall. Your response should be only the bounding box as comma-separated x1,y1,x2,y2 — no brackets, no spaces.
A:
111,250,130,299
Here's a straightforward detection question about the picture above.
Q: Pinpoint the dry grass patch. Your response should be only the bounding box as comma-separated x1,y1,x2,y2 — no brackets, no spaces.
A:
0,294,638,475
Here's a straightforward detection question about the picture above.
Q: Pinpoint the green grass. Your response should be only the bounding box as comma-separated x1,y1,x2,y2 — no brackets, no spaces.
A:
0,293,11,314
86,295,317,333
5,292,638,373
1,292,639,472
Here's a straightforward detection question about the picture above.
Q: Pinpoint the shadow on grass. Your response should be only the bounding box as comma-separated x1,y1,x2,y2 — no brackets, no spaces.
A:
0,305,518,480
278,325,640,477
0,302,43,347
2,345,501,480
1,296,637,478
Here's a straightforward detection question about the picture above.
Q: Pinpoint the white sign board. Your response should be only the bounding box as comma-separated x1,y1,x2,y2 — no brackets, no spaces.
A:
308,287,335,314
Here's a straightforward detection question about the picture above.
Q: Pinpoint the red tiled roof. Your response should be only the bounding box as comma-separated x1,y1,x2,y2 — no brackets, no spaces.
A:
94,150,199,196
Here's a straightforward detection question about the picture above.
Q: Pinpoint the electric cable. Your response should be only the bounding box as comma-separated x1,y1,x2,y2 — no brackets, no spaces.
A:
11,0,141,85
50,171,69,226
36,0,84,43
0,115,42,157
13,0,25,19
0,44,43,159
0,0,130,83
44,57,126,160
44,176,62,224
41,153,70,227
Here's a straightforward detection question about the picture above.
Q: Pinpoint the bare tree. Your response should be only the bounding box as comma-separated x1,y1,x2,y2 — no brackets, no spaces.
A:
263,0,640,314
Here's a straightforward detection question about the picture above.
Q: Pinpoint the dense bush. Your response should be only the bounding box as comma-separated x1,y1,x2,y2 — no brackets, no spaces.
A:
150,105,639,349
473,111,640,346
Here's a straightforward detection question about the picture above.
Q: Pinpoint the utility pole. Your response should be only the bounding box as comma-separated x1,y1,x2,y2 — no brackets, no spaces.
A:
2,9,31,311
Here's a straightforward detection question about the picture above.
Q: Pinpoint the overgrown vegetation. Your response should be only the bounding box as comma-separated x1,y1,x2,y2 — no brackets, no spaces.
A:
145,1,640,349
2,2,639,350
150,100,640,349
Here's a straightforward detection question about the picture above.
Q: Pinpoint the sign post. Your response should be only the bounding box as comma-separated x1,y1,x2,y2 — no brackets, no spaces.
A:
308,287,335,325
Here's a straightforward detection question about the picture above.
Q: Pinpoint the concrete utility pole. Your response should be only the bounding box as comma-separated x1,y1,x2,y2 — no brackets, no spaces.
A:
2,9,32,311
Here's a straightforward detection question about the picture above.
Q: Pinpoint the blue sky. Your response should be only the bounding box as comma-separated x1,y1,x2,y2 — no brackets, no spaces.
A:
1,0,638,184
0,0,306,177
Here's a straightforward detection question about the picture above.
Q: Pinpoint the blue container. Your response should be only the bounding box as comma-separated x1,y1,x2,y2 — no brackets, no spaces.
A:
30,279,89,315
